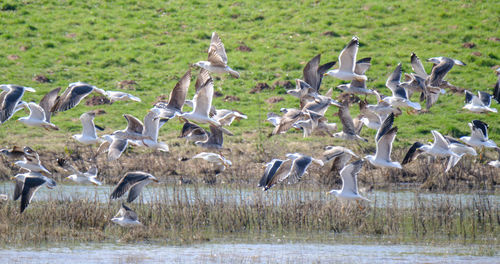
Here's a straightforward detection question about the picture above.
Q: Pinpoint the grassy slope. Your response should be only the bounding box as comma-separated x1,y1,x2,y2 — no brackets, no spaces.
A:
0,0,499,150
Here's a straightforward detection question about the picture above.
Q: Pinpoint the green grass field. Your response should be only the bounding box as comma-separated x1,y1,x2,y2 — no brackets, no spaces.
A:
0,0,499,148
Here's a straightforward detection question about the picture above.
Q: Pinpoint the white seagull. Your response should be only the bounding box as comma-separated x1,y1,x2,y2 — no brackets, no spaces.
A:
104,91,141,103
57,158,101,185
402,130,459,166
0,84,36,124
460,120,497,149
179,72,221,126
383,63,421,111
328,159,370,202
463,90,497,113
152,69,192,122
191,152,232,172
325,36,367,81
194,32,239,78
17,102,59,130
444,136,477,172
336,57,375,95
14,146,51,174
364,113,402,169
72,111,103,145
111,203,142,227
51,82,106,113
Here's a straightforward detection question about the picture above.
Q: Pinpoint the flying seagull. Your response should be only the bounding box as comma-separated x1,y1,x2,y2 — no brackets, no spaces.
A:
444,136,477,172
195,125,227,151
103,91,141,103
336,57,375,95
213,109,247,126
0,84,36,124
51,82,106,113
359,100,382,130
365,113,402,169
191,152,232,173
327,159,369,202
426,56,465,88
332,101,366,142
134,110,169,152
14,146,51,174
152,69,192,122
17,102,59,130
258,159,292,191
460,120,497,149
12,171,56,213
401,130,458,166
302,54,336,93
179,74,221,126
325,36,367,81
111,203,142,227
383,63,421,111
280,153,324,185
0,146,27,160
463,90,497,113
194,32,239,78
110,171,158,203
72,111,103,145
178,121,208,143
57,158,101,185
322,146,358,176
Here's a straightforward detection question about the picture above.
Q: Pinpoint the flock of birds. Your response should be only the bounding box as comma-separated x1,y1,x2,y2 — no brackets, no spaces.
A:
0,32,499,226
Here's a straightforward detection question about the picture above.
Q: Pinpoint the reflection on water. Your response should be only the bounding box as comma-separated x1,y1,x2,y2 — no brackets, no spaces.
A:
0,242,497,264
0,182,498,209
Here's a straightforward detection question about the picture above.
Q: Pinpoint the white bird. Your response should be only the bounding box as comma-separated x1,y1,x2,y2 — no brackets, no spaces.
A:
104,91,141,103
322,146,358,174
179,71,221,126
12,171,56,213
359,100,382,130
178,121,208,143
110,172,158,203
17,102,59,130
51,82,106,113
336,57,375,95
364,113,402,169
194,32,239,78
152,69,191,122
366,90,401,120
57,158,101,185
133,110,169,152
332,101,366,142
444,136,477,172
463,90,497,113
111,203,142,227
14,146,51,174
213,109,247,127
402,130,459,166
325,36,367,81
281,153,324,185
266,112,281,127
488,148,500,168
302,54,336,93
328,159,369,202
0,84,36,124
383,63,421,111
426,56,465,88
72,111,103,145
460,120,497,149
191,152,232,173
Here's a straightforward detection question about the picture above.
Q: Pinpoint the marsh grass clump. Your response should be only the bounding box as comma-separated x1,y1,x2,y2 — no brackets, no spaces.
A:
0,186,497,246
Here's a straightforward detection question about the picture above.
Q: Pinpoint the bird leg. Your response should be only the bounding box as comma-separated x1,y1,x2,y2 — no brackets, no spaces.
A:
356,200,364,210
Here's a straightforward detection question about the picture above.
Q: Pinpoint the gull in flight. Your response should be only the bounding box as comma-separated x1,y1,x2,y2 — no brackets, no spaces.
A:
426,56,465,88
364,113,402,169
336,57,375,95
383,63,421,111
258,159,291,191
402,130,459,167
110,171,158,203
14,146,51,174
191,152,232,173
460,120,497,149
104,91,141,103
179,72,221,126
0,84,36,124
332,101,366,142
213,109,247,126
359,100,382,130
463,90,497,113
280,153,324,185
327,159,370,203
302,54,336,93
72,111,104,145
178,121,208,143
152,69,191,122
194,32,239,78
366,90,402,120
325,36,367,81
17,102,59,130
111,203,142,227
444,136,477,172
57,158,101,185
51,82,106,113
133,110,169,152
12,171,56,213
322,146,358,177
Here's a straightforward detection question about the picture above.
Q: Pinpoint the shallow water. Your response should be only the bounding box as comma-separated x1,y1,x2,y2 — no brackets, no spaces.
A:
0,242,497,264
0,182,498,208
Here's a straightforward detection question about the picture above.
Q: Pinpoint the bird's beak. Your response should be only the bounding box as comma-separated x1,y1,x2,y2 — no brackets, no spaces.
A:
152,178,159,183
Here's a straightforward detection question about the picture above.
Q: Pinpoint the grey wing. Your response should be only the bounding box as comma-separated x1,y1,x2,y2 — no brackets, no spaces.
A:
303,54,321,91
20,177,46,213
123,114,144,134
386,63,402,92
375,127,398,161
108,138,128,161
286,156,312,184
354,57,371,75
338,103,356,135
428,58,454,87
258,159,283,188
122,204,139,221
464,90,474,104
54,84,94,112
87,166,98,177
478,91,492,107
38,87,61,122
0,86,24,123
208,32,228,65
410,53,427,78
401,142,424,165
195,69,211,93
110,172,149,200
340,159,364,194
493,78,500,104
338,37,358,72
208,125,223,146
13,177,24,201
265,159,293,190
167,69,191,111
127,180,150,203
375,113,394,142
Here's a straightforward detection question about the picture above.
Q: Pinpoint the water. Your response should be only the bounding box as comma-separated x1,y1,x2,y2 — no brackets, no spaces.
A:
0,242,497,263
0,182,498,208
